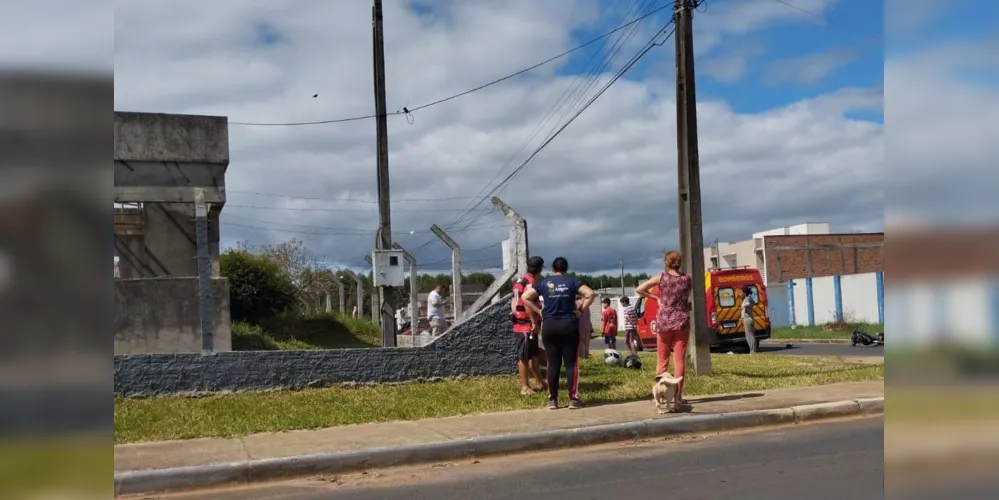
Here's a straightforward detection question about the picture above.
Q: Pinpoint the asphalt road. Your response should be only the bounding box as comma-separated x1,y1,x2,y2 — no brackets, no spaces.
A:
151,418,886,500
589,337,884,357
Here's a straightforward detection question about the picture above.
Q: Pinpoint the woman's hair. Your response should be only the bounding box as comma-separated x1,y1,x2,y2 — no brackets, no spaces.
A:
552,256,569,273
664,251,682,271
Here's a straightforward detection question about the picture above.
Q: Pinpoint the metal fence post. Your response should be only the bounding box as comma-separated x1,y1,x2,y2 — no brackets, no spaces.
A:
430,224,463,322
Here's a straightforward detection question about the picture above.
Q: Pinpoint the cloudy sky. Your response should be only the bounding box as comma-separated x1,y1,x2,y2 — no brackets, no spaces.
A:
111,0,981,275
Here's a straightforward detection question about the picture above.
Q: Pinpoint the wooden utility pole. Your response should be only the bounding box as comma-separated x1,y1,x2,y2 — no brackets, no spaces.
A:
674,0,711,374
372,0,396,347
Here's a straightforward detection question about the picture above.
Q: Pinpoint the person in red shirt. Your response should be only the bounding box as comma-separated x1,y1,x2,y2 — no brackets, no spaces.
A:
511,256,547,395
601,298,618,350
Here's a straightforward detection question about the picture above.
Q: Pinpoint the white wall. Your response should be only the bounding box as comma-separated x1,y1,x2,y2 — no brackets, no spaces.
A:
811,276,837,324
887,279,997,347
789,271,882,326
792,279,810,325
842,273,879,324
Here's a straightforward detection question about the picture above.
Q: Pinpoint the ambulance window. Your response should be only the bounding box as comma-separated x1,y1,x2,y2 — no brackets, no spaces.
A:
635,297,645,316
718,287,736,308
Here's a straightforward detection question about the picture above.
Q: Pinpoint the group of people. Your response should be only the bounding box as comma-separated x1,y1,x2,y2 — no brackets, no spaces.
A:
510,251,693,410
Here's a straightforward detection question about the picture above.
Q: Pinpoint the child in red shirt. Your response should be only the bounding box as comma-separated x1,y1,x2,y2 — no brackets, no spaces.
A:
601,298,618,350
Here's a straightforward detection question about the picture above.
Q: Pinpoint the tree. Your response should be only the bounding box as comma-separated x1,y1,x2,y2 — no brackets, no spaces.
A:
259,238,315,286
221,249,297,324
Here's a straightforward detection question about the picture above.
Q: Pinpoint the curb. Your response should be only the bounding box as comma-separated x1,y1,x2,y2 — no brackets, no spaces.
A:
114,397,883,496
763,339,851,345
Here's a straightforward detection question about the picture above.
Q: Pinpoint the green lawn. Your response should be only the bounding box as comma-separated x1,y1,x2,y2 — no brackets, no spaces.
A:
115,354,883,444
769,323,881,340
0,436,109,498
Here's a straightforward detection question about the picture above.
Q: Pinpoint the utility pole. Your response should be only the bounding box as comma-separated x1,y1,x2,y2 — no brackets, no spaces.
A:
372,0,396,347
619,258,626,298
674,0,711,374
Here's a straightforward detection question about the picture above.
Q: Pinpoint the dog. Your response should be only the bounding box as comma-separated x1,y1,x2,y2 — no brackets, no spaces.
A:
652,372,684,414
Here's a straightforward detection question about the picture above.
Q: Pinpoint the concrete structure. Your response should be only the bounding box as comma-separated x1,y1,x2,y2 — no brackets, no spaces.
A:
114,112,228,278
114,277,232,353
114,296,518,397
705,223,883,286
784,272,884,327
113,111,232,354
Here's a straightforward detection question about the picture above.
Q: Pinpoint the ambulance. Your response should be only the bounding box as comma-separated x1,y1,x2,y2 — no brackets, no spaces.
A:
633,267,771,352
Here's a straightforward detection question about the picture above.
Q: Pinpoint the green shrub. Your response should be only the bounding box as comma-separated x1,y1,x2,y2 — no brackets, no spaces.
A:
221,249,297,324
230,321,278,351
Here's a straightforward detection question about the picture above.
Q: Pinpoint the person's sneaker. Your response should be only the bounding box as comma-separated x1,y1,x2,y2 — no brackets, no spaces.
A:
548,399,559,410
568,399,583,410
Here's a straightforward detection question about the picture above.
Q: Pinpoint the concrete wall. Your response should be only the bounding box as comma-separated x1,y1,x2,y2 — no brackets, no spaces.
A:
114,277,232,355
114,295,517,397
886,278,999,347
763,233,883,284
787,272,883,326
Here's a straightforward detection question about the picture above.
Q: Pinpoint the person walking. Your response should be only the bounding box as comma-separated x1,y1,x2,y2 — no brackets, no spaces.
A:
521,257,596,410
635,251,692,406
741,284,759,354
427,283,447,335
511,256,547,395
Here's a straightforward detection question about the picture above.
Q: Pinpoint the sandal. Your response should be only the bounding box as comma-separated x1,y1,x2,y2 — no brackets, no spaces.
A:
520,388,535,396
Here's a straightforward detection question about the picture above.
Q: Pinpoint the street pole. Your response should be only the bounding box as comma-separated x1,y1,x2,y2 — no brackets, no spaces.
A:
674,0,711,374
372,0,396,347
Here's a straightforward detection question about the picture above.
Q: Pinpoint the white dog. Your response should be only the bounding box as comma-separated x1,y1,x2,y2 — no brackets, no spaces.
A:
652,372,684,414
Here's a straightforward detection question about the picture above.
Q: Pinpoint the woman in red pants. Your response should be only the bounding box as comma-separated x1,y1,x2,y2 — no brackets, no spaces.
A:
635,251,692,406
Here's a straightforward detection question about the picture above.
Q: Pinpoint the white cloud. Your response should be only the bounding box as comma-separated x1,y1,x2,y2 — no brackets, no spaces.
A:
700,44,766,83
764,49,858,86
885,38,999,223
109,0,890,274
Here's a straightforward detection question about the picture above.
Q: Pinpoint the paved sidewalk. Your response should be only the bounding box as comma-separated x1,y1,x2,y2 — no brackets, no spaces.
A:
115,380,883,473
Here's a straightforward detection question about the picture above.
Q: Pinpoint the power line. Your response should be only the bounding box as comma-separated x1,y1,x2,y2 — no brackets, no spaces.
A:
449,22,677,233
228,3,672,127
450,0,662,233
408,15,675,257
226,204,492,213
228,190,479,203
444,0,661,234
771,0,883,42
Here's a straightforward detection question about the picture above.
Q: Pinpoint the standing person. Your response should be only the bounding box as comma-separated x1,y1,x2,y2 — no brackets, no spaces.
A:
621,296,640,354
511,256,547,395
741,284,759,354
600,298,618,350
636,251,692,406
427,283,447,335
576,297,592,360
351,304,358,319
521,257,596,410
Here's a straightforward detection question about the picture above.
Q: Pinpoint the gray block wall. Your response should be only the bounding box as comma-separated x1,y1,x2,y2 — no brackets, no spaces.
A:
114,295,517,397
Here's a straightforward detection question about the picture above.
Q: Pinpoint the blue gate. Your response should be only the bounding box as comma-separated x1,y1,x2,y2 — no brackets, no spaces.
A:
767,283,791,328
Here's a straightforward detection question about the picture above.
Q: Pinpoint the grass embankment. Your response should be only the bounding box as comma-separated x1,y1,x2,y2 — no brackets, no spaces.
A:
769,322,881,340
232,312,381,350
114,353,883,443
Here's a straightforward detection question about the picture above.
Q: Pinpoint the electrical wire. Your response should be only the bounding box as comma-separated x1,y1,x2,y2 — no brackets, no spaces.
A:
446,22,677,237
228,3,673,127
443,0,660,234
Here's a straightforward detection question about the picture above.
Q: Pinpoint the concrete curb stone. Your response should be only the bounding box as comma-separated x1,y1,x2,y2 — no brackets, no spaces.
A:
114,397,884,497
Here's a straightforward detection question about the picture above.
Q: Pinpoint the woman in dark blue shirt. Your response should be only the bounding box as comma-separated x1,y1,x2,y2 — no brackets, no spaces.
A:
521,256,596,410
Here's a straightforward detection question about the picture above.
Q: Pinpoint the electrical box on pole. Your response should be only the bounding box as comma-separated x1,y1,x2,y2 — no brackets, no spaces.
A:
372,249,405,287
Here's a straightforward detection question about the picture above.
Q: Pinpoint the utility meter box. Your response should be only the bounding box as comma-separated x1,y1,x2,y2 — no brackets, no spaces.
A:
372,249,405,287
